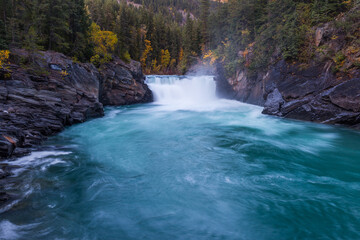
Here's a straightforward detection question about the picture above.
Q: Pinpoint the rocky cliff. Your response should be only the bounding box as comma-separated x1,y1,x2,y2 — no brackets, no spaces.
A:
100,57,153,105
0,49,152,159
215,7,360,129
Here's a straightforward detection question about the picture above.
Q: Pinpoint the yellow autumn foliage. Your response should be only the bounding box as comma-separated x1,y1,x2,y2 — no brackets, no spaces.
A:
203,50,218,65
0,50,10,69
140,39,153,70
0,50,11,78
160,49,171,70
179,48,184,62
61,70,69,77
151,59,161,72
90,23,118,66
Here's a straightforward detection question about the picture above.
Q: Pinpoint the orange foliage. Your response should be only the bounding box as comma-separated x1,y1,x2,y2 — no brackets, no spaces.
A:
140,39,153,70
90,23,118,65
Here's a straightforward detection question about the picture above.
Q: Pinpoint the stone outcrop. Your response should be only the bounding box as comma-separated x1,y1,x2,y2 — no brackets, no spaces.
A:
261,60,360,128
216,59,360,130
99,57,153,105
215,8,360,129
0,49,152,159
214,62,237,99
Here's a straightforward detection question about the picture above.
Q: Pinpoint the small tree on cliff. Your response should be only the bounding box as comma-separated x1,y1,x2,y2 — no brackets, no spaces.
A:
160,49,171,72
90,22,118,67
0,50,11,80
140,39,153,73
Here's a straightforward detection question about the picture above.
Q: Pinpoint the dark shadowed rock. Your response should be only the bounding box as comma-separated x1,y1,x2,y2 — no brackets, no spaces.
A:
214,62,236,99
215,15,360,129
0,49,153,159
327,78,360,112
99,58,153,105
0,50,104,158
0,137,15,158
262,88,284,115
216,58,360,128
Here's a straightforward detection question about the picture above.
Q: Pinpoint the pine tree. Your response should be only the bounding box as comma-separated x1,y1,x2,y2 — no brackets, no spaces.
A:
45,0,70,52
200,0,210,49
68,0,92,61
116,5,131,58
23,26,43,52
184,14,194,56
0,0,10,49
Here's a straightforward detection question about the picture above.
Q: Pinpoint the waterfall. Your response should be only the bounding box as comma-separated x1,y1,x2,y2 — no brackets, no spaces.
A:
146,75,218,110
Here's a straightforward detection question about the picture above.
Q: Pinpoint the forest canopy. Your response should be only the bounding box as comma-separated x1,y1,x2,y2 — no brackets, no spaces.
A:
0,0,358,75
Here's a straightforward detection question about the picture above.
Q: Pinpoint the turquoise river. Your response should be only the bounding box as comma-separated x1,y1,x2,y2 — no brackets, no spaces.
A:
1,75,360,239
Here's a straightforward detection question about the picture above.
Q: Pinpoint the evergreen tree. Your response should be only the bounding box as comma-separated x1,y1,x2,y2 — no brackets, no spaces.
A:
184,14,194,56
1,0,353,75
200,0,210,48
68,0,92,61
0,0,9,49
45,0,70,52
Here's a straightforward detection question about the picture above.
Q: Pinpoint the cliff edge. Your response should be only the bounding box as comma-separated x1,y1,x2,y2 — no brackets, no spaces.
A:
0,49,152,159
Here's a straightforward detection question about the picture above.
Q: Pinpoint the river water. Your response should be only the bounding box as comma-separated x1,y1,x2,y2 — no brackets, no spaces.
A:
1,75,360,239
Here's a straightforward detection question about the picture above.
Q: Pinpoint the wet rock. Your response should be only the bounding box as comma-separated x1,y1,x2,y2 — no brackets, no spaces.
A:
49,64,62,71
0,191,10,203
327,78,360,112
0,167,11,179
0,49,153,159
262,88,284,115
214,62,236,99
0,137,15,158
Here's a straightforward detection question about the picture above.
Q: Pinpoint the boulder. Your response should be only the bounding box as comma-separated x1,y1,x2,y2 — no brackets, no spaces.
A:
99,57,153,105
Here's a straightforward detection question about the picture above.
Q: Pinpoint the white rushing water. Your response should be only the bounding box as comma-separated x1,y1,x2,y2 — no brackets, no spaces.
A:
146,75,240,111
146,75,217,103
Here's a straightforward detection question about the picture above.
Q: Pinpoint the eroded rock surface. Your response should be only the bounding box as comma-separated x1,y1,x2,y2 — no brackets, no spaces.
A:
99,57,153,105
0,49,152,159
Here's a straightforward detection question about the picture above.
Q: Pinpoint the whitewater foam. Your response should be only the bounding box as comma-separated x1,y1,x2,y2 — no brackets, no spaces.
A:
0,221,39,240
4,151,72,176
8,151,71,166
147,75,246,111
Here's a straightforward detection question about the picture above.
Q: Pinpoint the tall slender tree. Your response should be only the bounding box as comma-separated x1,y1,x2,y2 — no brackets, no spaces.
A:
200,0,210,49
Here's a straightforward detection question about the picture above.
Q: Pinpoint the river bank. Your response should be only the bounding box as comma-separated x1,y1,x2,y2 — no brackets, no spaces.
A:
0,49,153,159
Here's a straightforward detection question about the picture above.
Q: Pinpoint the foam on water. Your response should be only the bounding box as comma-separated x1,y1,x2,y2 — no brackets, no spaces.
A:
7,151,71,166
147,75,247,111
0,221,38,239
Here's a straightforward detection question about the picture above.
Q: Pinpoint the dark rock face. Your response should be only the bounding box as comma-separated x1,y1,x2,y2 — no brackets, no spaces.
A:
263,88,284,115
214,64,266,106
261,60,360,127
215,15,360,129
0,49,104,158
0,49,152,159
216,58,360,129
214,63,237,99
99,58,153,105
